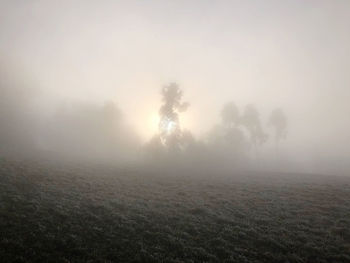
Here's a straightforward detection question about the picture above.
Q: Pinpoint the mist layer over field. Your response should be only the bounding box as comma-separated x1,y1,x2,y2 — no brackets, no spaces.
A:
1,1,350,175
1,2,350,262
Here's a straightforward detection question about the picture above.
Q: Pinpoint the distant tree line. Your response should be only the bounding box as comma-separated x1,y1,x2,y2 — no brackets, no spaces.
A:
147,83,288,167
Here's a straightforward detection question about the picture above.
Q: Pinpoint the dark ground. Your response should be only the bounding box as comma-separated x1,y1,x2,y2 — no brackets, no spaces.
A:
0,158,349,263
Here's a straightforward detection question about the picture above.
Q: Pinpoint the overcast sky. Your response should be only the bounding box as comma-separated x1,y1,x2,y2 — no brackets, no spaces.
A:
1,0,350,172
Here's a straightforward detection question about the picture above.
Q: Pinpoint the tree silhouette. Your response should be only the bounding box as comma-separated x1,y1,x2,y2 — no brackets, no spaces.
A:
158,83,189,151
220,102,246,152
221,102,240,128
205,102,248,167
268,108,287,151
241,104,268,153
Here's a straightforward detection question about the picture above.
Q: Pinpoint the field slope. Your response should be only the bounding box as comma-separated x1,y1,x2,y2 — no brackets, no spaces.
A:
0,158,349,262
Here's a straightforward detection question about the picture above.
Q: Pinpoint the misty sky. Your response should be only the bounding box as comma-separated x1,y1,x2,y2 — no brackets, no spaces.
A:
1,0,350,171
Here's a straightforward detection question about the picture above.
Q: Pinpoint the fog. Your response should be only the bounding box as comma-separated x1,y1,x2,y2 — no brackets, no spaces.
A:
1,0,349,175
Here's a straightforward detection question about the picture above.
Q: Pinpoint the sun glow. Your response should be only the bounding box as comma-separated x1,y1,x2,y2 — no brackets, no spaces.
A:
135,109,194,143
148,111,160,136
166,120,176,134
159,117,177,135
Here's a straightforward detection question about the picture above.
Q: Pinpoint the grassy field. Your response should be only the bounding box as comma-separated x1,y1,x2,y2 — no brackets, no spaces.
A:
0,158,349,262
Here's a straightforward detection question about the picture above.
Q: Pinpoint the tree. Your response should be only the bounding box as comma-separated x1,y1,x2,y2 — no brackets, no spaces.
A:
268,108,287,150
205,102,248,167
241,104,268,152
158,83,189,151
219,101,247,152
221,102,240,128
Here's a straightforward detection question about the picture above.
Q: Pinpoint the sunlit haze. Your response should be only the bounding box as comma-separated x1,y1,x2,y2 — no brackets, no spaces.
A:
2,2,350,262
1,0,350,173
